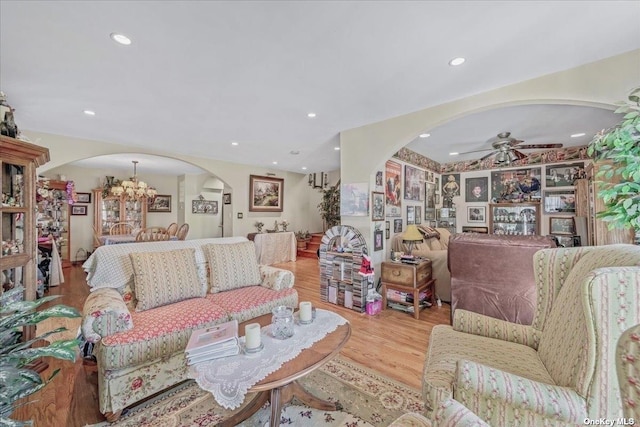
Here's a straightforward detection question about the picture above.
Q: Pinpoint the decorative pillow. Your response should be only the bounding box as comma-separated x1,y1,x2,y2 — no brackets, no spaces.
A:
129,248,204,311
417,225,440,239
204,241,261,293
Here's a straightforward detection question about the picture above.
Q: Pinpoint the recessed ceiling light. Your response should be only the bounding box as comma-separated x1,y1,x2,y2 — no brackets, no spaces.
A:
110,33,132,46
419,133,431,138
83,110,96,116
307,112,316,118
302,166,307,170
231,141,239,146
449,152,459,156
290,150,300,155
448,57,466,66
571,133,586,138
272,161,278,165
334,147,340,151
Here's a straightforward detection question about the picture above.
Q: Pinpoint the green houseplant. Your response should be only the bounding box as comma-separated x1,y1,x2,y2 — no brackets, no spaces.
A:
318,182,340,231
587,87,640,233
0,295,81,426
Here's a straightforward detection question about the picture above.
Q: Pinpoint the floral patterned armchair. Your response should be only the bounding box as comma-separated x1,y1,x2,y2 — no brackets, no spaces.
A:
422,244,640,425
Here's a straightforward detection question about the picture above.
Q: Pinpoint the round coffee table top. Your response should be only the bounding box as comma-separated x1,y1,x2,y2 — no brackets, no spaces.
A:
239,311,351,392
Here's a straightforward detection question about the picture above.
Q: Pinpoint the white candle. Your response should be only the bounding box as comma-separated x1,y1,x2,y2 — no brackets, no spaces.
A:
245,323,261,349
299,301,313,322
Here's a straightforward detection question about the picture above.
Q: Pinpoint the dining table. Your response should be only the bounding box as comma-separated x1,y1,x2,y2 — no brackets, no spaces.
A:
99,234,178,245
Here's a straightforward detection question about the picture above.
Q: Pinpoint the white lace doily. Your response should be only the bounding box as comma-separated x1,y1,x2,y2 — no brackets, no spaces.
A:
188,309,348,409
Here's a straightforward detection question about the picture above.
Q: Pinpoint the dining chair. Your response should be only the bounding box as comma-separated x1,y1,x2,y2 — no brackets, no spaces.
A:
92,226,104,250
166,222,178,237
176,223,189,240
135,227,171,242
109,222,134,235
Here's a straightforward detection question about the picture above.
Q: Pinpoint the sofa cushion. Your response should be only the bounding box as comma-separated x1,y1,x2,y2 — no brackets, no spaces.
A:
423,325,554,412
210,285,299,324
99,294,229,370
130,248,204,311
205,241,262,293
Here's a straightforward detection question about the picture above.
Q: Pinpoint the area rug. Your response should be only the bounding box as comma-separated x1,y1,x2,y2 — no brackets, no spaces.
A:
88,356,426,426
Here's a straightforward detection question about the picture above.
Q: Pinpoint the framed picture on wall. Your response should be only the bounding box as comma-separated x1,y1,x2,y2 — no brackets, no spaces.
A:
407,205,415,224
465,177,488,202
467,206,486,223
148,195,172,212
544,189,576,214
249,175,284,212
374,229,384,251
71,205,87,215
414,205,422,224
371,191,385,221
394,218,402,233
76,192,91,203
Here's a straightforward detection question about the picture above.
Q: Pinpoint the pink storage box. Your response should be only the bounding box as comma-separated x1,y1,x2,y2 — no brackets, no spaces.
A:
366,299,382,315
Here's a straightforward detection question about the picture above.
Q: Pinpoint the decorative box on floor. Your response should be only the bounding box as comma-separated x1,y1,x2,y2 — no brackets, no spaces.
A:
319,225,371,313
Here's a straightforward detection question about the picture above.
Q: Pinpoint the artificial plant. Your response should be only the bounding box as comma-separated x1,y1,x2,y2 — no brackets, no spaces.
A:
318,181,341,230
587,87,640,232
0,296,80,426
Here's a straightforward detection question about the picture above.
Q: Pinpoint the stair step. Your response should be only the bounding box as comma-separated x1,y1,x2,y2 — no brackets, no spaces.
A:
297,248,318,259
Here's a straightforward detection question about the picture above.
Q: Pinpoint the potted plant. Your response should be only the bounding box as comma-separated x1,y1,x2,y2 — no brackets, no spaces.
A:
587,87,640,235
1,295,81,425
318,181,340,231
295,230,311,249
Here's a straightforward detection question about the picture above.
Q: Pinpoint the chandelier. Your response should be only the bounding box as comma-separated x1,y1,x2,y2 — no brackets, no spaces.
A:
111,160,157,201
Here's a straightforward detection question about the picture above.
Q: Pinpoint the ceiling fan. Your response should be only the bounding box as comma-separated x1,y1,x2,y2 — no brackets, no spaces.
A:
459,132,563,165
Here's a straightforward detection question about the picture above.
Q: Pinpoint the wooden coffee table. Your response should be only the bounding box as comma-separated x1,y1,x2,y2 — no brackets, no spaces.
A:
219,312,351,427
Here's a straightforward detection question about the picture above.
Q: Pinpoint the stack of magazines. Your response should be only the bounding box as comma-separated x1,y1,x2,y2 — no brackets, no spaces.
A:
185,319,240,365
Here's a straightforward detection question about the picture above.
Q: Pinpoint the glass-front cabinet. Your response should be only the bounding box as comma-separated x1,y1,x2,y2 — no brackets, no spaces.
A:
1,136,50,332
36,179,71,268
93,189,147,235
489,203,541,235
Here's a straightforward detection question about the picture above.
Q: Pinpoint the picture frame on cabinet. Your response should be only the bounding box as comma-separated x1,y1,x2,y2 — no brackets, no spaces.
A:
76,192,91,203
544,189,576,214
71,205,87,215
549,217,576,235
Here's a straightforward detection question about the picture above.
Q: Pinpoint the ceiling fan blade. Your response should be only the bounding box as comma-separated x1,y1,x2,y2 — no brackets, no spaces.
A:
516,143,563,149
480,150,498,160
508,139,525,147
512,149,527,159
456,147,496,155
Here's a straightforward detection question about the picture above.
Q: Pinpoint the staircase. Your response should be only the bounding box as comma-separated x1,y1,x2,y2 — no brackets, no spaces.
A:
297,232,323,259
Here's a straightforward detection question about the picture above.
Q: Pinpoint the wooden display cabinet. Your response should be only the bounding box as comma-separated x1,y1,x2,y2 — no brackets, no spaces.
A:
93,188,147,236
489,202,541,235
1,135,50,340
575,162,635,245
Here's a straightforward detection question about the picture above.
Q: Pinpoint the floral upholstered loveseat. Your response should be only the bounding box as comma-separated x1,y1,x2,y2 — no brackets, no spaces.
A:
422,244,640,426
81,238,297,421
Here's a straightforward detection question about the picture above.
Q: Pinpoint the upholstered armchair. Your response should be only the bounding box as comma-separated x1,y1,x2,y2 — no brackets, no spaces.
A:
391,227,452,302
389,399,489,427
422,244,640,425
617,323,640,421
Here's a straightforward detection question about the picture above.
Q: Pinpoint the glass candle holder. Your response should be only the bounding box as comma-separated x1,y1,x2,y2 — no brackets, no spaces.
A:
271,305,294,339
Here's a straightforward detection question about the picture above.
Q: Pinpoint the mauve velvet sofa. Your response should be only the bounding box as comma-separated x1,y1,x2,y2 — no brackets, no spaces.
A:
448,233,556,324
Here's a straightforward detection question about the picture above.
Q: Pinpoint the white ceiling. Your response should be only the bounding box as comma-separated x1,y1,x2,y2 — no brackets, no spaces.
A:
1,1,639,175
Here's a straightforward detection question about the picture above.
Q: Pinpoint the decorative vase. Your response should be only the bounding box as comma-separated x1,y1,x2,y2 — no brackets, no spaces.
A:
271,306,294,339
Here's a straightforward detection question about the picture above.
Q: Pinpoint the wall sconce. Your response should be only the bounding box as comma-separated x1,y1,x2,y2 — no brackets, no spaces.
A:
308,174,314,186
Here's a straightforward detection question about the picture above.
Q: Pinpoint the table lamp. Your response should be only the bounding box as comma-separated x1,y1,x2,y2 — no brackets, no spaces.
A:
402,224,423,256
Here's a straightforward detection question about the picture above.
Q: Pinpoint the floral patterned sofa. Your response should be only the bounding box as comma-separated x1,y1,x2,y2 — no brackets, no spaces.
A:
81,238,297,421
422,244,640,425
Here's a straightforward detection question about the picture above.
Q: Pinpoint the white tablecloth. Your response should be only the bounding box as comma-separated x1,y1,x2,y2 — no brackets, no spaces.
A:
253,231,296,265
82,237,248,290
189,309,348,409
99,234,178,245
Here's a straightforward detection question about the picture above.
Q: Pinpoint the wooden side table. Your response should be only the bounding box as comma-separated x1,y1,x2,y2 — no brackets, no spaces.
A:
381,260,435,319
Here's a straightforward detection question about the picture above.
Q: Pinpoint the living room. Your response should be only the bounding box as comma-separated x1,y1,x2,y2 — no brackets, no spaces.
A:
2,2,640,426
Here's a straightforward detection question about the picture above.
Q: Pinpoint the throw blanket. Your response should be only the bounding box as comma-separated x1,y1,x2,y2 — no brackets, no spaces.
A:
82,237,248,290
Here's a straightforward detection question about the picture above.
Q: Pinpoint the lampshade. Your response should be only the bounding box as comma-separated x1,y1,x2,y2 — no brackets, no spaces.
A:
402,224,423,242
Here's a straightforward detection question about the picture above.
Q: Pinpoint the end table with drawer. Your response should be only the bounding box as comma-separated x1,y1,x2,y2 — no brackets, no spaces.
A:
381,260,435,319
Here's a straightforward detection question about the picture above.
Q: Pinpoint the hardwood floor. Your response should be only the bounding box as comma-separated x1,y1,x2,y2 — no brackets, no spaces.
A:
13,258,450,426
